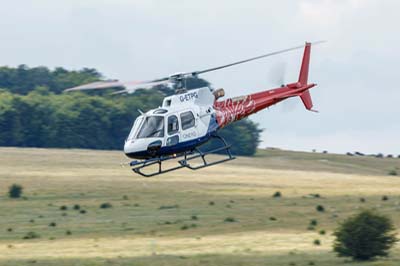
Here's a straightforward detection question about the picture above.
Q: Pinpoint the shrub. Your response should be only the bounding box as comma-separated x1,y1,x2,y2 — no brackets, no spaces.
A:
224,217,236,222
60,205,68,210
8,184,23,198
180,225,189,230
66,230,72,235
23,232,40,239
100,202,112,209
310,219,318,226
316,205,325,212
73,204,80,210
273,191,281,198
360,197,366,203
269,217,277,221
313,239,321,245
7,228,12,232
191,215,198,220
80,210,87,214
382,195,389,201
159,204,179,210
122,195,129,200
319,230,326,235
208,201,215,206
49,222,57,227
333,210,397,261
388,170,397,176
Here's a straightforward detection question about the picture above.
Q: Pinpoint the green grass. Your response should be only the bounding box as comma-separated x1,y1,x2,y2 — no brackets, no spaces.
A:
0,147,399,266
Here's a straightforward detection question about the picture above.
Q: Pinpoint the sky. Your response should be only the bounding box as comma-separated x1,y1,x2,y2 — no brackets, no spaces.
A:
0,0,399,155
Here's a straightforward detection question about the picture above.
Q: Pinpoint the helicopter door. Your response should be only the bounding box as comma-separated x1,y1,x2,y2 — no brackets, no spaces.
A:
180,110,197,142
166,114,180,147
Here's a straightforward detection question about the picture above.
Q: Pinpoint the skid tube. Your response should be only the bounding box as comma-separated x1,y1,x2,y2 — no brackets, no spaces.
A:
129,135,235,177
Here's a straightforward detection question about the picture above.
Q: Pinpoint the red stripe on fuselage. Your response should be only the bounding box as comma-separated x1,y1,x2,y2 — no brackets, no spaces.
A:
213,84,315,128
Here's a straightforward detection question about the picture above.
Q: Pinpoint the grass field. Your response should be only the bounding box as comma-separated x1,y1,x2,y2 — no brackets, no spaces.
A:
0,147,400,266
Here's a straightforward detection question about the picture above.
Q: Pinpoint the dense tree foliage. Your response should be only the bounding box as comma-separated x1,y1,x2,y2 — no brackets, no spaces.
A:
333,210,397,261
0,66,261,155
0,65,101,95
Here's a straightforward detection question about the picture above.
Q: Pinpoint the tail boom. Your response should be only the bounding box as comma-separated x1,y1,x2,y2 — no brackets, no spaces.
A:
213,42,318,127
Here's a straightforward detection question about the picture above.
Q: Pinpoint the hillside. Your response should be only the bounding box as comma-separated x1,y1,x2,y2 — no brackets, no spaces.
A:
0,147,399,266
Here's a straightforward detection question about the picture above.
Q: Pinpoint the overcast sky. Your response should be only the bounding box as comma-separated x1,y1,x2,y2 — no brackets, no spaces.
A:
1,0,399,155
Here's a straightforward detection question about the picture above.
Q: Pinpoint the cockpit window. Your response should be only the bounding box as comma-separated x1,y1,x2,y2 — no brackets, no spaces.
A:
127,116,143,140
137,116,164,138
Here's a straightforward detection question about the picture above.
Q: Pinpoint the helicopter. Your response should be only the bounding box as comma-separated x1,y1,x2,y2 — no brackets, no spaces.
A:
65,41,322,177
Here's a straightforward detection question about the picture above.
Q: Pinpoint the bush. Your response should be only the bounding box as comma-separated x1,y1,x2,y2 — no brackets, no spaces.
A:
208,201,215,206
269,217,277,221
23,231,40,239
388,170,397,176
79,210,87,214
333,210,397,261
49,222,57,227
224,217,236,223
60,205,68,210
382,195,389,201
191,215,198,220
73,204,80,210
100,202,112,209
310,219,318,226
159,204,179,210
316,205,325,212
313,239,321,245
272,191,281,198
8,184,23,198
319,230,326,235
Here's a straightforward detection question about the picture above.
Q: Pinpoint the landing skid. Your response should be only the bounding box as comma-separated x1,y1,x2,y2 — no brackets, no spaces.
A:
129,135,235,177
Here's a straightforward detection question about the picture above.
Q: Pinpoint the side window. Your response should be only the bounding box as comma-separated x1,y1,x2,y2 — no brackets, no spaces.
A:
167,115,179,135
180,111,195,130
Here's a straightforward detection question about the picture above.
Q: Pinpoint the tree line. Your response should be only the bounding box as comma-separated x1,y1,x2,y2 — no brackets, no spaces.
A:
0,65,261,155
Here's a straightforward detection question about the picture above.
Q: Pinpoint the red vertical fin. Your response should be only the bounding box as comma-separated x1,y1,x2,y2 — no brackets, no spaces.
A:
298,42,316,111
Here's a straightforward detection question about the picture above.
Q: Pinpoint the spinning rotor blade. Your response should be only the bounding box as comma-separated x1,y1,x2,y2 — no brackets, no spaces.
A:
64,79,169,92
189,41,326,76
110,80,169,95
64,41,326,94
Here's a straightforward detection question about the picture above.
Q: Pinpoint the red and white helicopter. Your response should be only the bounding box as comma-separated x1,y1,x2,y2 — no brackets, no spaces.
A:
65,42,322,177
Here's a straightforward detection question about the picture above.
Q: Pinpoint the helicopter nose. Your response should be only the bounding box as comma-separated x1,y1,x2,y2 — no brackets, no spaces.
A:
124,140,135,154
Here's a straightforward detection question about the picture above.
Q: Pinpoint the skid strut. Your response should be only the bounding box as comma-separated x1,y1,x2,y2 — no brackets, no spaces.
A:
129,135,235,177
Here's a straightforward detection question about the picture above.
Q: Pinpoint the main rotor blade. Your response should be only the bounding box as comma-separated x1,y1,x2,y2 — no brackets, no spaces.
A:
110,80,170,95
192,41,326,76
64,78,169,92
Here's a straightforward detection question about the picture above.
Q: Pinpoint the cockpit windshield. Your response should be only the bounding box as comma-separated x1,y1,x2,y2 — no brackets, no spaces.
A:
137,116,164,138
127,116,144,140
